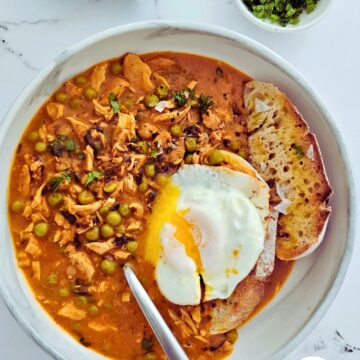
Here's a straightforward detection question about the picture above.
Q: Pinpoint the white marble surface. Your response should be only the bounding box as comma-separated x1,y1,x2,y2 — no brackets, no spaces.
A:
0,0,359,359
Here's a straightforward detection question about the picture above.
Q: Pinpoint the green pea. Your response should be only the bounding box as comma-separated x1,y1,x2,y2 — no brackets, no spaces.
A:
110,62,122,75
119,203,130,217
170,124,183,137
185,137,197,152
101,224,114,239
88,305,99,315
75,75,87,86
185,153,193,164
144,352,158,360
138,181,148,193
11,199,24,213
100,259,118,275
156,174,169,187
65,139,76,151
84,87,98,100
106,211,122,227
75,296,88,307
126,241,138,253
238,148,248,159
86,227,100,241
47,192,64,207
34,222,49,237
99,206,110,216
47,273,58,285
144,163,156,178
137,141,149,154
58,287,70,297
123,98,132,108
78,190,95,205
27,131,40,142
156,84,169,99
70,97,81,109
103,182,118,193
55,91,68,104
144,94,159,108
35,141,47,153
226,329,238,344
208,150,224,166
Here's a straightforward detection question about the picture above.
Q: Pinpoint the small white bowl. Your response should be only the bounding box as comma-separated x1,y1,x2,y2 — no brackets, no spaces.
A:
234,0,334,33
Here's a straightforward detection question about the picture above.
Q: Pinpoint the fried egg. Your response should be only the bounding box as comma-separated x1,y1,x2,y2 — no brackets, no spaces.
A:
144,157,270,305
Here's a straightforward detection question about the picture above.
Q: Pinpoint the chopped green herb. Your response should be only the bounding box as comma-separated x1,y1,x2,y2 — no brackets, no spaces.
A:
199,95,214,116
57,134,68,142
49,172,71,191
173,91,187,108
243,0,319,27
293,144,305,157
150,148,159,158
85,171,103,186
65,139,76,152
108,92,120,113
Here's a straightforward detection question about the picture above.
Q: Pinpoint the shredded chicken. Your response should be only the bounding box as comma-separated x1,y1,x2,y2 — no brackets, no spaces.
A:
152,105,191,122
25,234,42,258
57,302,86,320
88,321,117,332
86,239,116,255
85,145,94,172
68,249,95,282
89,64,108,92
123,54,154,93
46,103,64,120
18,164,31,197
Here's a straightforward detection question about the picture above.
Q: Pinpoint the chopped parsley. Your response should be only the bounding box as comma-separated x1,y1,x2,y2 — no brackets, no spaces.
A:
109,92,120,113
293,144,305,157
173,91,187,108
243,0,319,27
199,95,214,116
49,172,71,190
150,148,159,158
85,171,103,186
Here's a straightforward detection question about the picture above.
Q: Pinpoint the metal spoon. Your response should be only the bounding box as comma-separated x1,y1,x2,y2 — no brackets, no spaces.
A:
123,264,188,360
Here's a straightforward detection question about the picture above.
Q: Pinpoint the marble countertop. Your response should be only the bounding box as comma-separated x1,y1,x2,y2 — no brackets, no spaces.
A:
0,0,359,359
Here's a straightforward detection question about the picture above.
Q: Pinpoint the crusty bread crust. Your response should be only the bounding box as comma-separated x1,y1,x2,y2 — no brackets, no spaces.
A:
244,81,332,260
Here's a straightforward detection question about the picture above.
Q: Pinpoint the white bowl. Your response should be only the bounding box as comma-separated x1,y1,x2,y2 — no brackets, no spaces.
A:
233,0,335,33
0,21,355,360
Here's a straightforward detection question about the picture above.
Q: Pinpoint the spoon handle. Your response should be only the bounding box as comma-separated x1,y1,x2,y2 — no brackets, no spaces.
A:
124,264,189,360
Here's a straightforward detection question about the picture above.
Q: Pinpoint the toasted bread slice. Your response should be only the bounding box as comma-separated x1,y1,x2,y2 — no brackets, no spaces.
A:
244,81,332,260
205,275,264,335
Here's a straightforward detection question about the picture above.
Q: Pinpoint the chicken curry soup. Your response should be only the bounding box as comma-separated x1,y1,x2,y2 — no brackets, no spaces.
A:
8,52,293,359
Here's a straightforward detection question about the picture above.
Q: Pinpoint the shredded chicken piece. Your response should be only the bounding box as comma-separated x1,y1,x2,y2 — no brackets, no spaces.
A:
65,81,83,97
100,77,130,103
187,80,197,90
18,164,31,197
166,139,185,165
30,177,50,217
123,174,137,193
86,239,116,255
54,212,70,229
129,202,144,218
46,103,64,120
85,145,94,172
57,302,86,320
68,249,95,282
126,220,143,233
66,117,90,138
32,261,41,281
152,72,170,89
88,321,117,332
152,105,191,123
209,129,224,146
126,154,147,172
17,251,30,267
123,53,154,93
25,234,42,258
202,110,223,130
89,64,108,92
69,200,103,216
138,122,159,140
122,292,131,303
153,131,172,149
56,229,75,247
93,100,114,121
113,250,131,261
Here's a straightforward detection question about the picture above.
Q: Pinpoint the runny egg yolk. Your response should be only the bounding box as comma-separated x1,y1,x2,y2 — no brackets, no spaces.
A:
144,180,203,272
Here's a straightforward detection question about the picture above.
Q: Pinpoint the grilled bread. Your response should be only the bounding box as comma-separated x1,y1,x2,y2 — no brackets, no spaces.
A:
244,81,332,260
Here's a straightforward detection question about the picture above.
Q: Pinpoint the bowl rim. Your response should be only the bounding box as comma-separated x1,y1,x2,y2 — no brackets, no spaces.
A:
0,20,356,360
232,0,335,33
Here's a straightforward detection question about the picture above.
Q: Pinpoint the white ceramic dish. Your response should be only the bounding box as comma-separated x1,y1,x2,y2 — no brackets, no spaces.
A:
0,21,355,360
233,0,334,33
